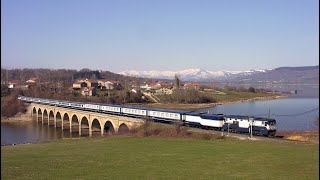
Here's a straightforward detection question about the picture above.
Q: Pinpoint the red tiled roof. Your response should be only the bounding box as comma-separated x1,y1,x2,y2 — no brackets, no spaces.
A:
8,80,21,84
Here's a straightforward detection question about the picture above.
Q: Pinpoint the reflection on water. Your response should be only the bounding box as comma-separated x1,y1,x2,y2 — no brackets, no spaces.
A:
1,121,104,145
1,121,82,146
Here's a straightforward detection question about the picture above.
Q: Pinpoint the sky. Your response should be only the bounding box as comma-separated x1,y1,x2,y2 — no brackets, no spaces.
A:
1,0,319,73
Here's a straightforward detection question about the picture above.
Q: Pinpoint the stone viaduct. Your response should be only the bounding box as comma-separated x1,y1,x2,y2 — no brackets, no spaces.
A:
29,103,144,137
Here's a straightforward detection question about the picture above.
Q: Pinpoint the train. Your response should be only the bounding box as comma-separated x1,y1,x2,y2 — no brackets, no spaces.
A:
18,96,277,137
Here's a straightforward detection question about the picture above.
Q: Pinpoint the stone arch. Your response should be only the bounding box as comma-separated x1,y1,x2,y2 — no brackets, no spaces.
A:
37,108,42,122
80,116,90,136
49,110,55,126
32,107,37,121
118,123,129,134
43,109,48,124
91,119,102,136
62,113,70,130
70,114,79,133
56,112,62,127
103,121,115,135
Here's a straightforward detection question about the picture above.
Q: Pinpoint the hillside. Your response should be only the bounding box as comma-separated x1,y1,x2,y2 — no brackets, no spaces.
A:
232,65,319,84
0,68,147,84
120,65,319,84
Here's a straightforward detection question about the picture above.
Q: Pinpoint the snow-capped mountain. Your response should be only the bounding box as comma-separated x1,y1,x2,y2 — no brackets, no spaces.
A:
119,68,272,81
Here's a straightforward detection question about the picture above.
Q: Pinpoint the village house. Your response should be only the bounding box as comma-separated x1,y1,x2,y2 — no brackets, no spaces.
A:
73,79,99,89
140,81,173,91
8,80,29,89
81,87,96,96
183,83,201,90
26,77,38,84
72,81,87,90
98,80,121,90
85,79,99,89
155,87,173,95
7,80,21,89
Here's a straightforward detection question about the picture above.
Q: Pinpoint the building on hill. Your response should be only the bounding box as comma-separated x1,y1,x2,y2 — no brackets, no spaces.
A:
26,77,38,84
98,80,121,90
75,79,98,89
8,80,29,89
183,83,201,90
85,79,98,89
155,87,173,95
81,87,96,96
140,81,173,91
72,79,99,89
8,80,21,89
73,81,87,90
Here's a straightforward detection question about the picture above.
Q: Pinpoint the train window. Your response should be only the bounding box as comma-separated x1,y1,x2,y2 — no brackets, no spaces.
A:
153,112,156,115
161,113,164,116
170,114,173,117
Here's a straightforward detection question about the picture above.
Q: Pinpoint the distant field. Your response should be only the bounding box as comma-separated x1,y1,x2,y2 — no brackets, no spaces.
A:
2,136,318,179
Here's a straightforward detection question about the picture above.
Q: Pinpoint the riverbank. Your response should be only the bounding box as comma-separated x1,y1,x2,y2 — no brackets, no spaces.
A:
1,105,33,123
1,113,32,123
278,130,319,144
140,95,287,110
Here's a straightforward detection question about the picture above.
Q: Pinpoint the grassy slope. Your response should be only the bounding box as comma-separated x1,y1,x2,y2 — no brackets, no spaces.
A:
2,136,319,180
201,90,278,102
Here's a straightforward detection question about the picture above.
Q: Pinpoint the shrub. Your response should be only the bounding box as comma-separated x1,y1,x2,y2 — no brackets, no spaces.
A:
1,93,26,117
201,133,212,140
216,135,226,140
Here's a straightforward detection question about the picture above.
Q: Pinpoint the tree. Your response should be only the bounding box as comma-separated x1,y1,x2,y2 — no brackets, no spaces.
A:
248,87,256,93
174,74,181,89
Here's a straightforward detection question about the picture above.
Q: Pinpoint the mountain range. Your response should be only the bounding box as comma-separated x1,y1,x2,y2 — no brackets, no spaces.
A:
119,66,319,83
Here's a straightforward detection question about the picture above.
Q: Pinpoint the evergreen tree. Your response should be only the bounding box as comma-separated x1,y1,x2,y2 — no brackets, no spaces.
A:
174,74,180,89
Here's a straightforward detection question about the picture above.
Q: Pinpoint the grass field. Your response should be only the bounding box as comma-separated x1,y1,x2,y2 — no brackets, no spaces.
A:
201,90,278,103
1,136,318,179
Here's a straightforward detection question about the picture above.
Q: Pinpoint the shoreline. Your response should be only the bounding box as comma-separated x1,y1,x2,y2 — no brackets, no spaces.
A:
142,95,287,110
1,105,33,123
1,113,33,123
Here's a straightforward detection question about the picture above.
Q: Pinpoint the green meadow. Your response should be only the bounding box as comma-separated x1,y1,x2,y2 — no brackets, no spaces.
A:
1,136,319,180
